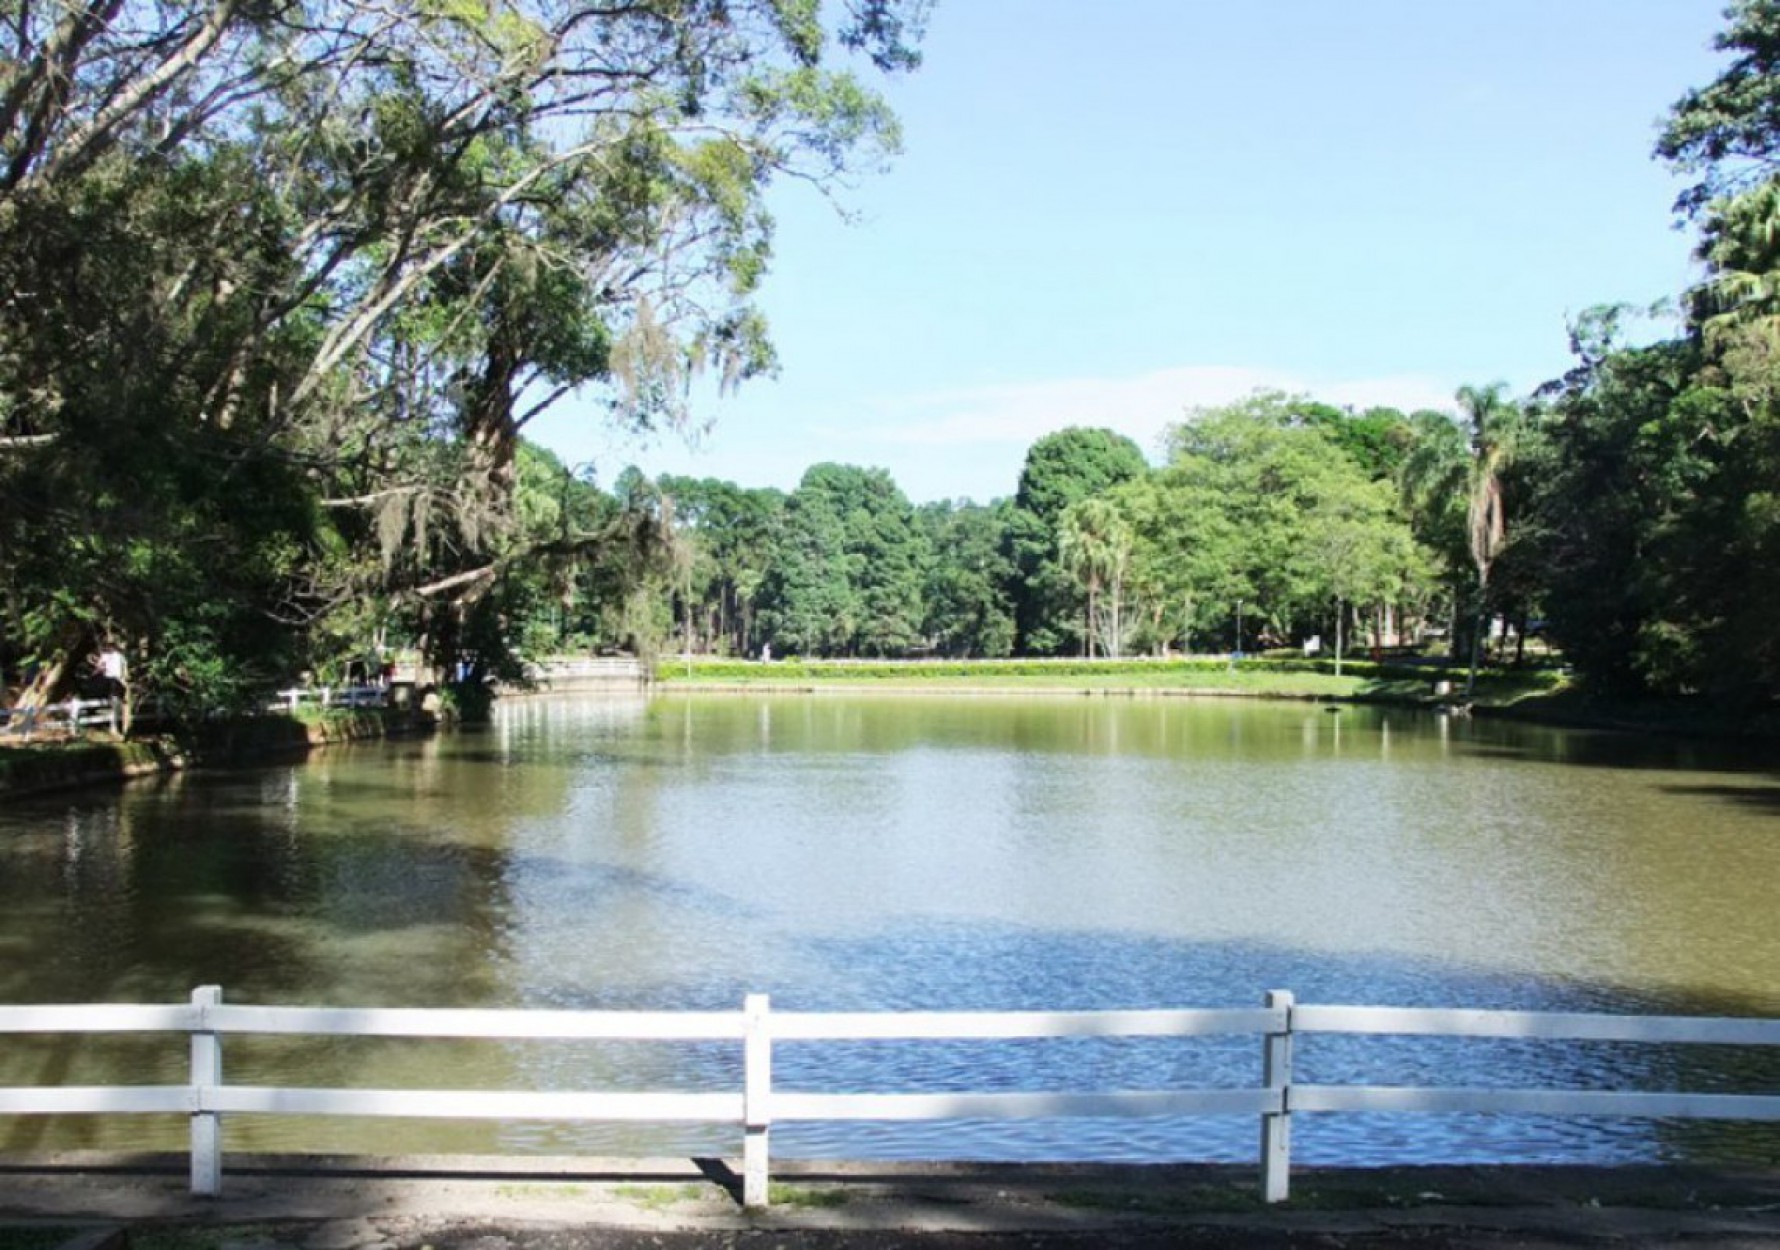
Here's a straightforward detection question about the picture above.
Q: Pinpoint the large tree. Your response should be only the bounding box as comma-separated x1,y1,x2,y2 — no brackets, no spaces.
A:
657,476,785,658
1162,394,1429,655
1400,384,1527,693
1005,427,1147,655
1657,0,1780,217
760,463,928,656
0,0,930,709
1057,496,1135,658
917,499,1015,658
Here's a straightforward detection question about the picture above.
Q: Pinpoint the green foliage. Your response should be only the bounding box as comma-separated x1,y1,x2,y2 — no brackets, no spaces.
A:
1160,400,1431,654
1532,328,1780,702
1057,496,1136,657
759,463,928,656
1658,0,1780,215
0,0,928,714
917,499,1016,657
21,0,1780,723
1007,427,1149,654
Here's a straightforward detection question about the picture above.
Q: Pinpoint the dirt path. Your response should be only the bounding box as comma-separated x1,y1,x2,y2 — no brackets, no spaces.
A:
8,1158,1780,1249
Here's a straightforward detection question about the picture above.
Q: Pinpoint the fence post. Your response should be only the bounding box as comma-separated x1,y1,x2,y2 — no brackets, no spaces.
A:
190,985,223,1196
1259,989,1294,1204
742,993,772,1209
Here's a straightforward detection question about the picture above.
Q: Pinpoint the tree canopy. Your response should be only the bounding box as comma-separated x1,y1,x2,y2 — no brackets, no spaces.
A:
0,0,930,714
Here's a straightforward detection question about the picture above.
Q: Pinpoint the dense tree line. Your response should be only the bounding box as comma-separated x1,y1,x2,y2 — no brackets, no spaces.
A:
620,402,1441,672
10,0,1780,721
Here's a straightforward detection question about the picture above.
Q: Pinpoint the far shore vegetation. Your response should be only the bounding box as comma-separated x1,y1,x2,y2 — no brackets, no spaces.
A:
652,655,1493,700
7,3,1780,746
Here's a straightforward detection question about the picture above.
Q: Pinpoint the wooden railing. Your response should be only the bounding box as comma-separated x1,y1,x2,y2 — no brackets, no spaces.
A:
0,696,121,738
4,989,1780,1207
269,685,388,713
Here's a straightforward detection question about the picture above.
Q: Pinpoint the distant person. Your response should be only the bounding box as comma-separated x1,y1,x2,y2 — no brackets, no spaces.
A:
760,643,772,663
97,645,126,698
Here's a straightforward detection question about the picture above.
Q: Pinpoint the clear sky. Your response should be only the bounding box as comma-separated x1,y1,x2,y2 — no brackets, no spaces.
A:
529,0,1730,505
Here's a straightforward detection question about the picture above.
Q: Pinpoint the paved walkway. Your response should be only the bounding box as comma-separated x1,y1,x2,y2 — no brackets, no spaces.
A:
6,1156,1780,1248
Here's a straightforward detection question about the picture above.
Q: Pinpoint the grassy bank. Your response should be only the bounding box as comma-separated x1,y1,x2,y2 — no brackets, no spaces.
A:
650,656,1780,739
652,655,1566,707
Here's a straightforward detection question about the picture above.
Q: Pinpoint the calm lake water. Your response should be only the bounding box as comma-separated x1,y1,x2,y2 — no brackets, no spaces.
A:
3,692,1780,1166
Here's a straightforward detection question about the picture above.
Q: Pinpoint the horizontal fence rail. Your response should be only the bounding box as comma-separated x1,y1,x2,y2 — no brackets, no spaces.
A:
0,696,120,738
4,988,1780,1207
270,685,388,713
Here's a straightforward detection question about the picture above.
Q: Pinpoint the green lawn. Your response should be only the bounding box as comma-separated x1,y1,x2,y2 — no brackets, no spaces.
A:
651,656,1570,707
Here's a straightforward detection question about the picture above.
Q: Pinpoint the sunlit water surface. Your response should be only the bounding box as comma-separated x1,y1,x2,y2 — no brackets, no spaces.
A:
4,693,1780,1166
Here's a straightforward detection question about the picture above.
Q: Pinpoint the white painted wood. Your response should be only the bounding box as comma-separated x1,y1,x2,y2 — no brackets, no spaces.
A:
189,986,223,1197
0,1086,189,1114
1293,1085,1780,1119
768,1007,1283,1041
205,1005,743,1040
742,994,771,1209
0,1004,197,1033
1260,989,1294,1204
1293,1005,1780,1045
202,1086,742,1121
770,1089,1278,1121
19,986,1780,1208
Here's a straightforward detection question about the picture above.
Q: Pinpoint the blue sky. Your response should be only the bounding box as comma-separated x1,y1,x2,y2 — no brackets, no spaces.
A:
530,0,1729,504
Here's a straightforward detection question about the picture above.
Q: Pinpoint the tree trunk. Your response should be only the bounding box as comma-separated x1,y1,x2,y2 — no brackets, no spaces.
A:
1106,572,1123,659
1465,570,1489,698
1447,581,1464,662
1084,582,1098,658
16,624,89,709
1334,598,1345,677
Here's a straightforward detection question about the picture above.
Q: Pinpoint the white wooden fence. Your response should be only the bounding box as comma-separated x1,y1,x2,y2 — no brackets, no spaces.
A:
269,685,388,713
4,988,1780,1208
0,697,120,738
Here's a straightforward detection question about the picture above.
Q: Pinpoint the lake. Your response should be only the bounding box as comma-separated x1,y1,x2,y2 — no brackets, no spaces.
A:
3,692,1779,1166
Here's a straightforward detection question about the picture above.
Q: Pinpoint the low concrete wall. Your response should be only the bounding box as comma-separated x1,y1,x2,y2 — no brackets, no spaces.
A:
0,739,180,797
506,657,648,697
0,710,434,800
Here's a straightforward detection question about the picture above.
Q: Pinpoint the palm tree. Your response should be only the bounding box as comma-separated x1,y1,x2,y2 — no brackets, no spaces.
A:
1058,497,1135,659
1693,180,1780,344
1400,384,1524,696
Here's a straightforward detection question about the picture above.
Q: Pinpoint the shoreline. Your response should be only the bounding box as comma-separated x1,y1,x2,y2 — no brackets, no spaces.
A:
650,674,1780,741
4,672,1770,803
0,710,434,801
